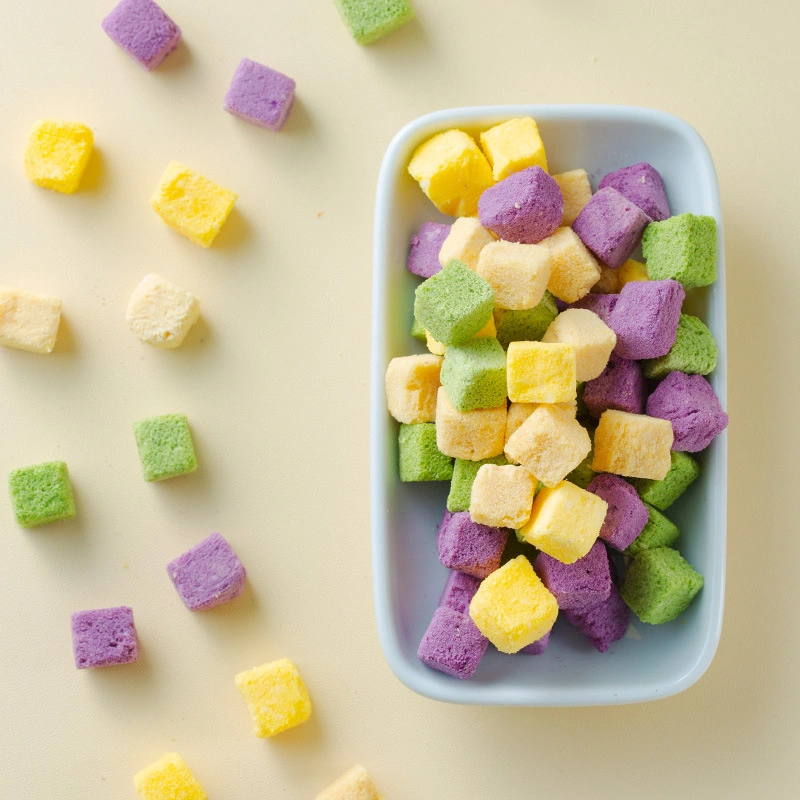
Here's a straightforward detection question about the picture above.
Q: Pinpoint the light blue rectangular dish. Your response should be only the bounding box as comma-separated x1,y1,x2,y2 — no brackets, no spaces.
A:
371,105,726,705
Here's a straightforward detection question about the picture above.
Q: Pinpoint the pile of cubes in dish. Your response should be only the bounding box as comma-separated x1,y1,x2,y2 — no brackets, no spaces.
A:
385,116,728,679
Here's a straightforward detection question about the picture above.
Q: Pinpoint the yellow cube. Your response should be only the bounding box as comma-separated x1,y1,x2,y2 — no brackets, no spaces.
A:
435,387,506,461
617,258,649,286
505,404,590,486
150,161,237,247
479,117,548,181
476,240,551,310
315,765,381,800
235,658,312,738
385,354,442,424
542,308,617,382
470,464,536,528
24,120,93,194
592,410,673,480
592,259,649,294
506,341,576,404
469,555,558,653
408,129,494,217
552,169,592,226
134,753,206,800
438,217,495,271
0,287,62,354
519,481,608,563
543,227,601,303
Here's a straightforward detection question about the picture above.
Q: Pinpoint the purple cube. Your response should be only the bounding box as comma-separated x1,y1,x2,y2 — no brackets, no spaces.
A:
607,279,685,360
224,58,296,131
438,570,481,615
101,0,181,71
568,293,619,325
436,510,507,579
167,532,247,610
564,583,630,653
519,629,551,655
534,541,611,611
71,606,139,669
599,162,671,222
407,221,450,278
572,187,650,268
417,606,488,679
478,167,562,244
587,474,648,551
646,371,729,452
583,354,646,418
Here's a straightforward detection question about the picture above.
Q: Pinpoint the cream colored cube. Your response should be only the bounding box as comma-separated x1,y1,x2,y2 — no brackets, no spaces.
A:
506,341,576,403
505,404,591,486
505,402,576,453
543,227,601,303
385,354,443,424
479,117,548,181
476,241,551,310
470,464,536,528
425,316,495,355
552,169,592,226
438,217,495,271
435,387,506,461
0,287,62,353
315,765,381,800
542,308,617,381
592,410,674,480
126,273,200,349
518,481,608,563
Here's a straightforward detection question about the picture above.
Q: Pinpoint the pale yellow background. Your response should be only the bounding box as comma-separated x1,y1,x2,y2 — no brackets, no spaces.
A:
0,1,796,797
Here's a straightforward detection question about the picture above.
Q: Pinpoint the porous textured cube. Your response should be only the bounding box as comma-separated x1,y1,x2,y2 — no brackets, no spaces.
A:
593,258,650,294
543,227,601,303
643,314,718,379
126,273,200,349
435,387,506,461
633,451,701,510
505,401,574,453
408,129,494,217
315,765,381,800
440,337,506,411
568,292,618,324
564,583,630,653
534,540,611,610
224,58,296,131
133,413,198,482
494,291,558,349
414,259,495,347
407,221,450,278
410,313,427,342
583,353,645,419
235,658,312,737
587,473,648,551
167,533,247,610
9,461,76,528
642,213,717,289
437,510,507,579
621,547,704,624
470,464,536,528
592,410,673,480
72,606,139,669
468,555,558,654
552,169,592,226
24,120,93,194
646,371,729,452
598,162,670,221
446,454,508,512
624,503,680,556
102,0,181,70
519,629,551,655
134,753,206,800
0,288,62,353
518,480,608,563
425,331,446,356
417,606,488,679
565,447,597,490
478,167,562,244
150,162,237,247
398,423,453,481
476,240,551,310
479,117,548,181
572,187,650,269
334,0,415,45
385,354,442,423
506,341,576,404
438,217,495,271
438,570,481,614
542,308,616,382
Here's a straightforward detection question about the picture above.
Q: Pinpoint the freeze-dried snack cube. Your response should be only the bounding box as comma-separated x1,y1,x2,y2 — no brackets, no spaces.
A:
505,401,578,453
534,540,611,610
470,464,536,528
587,473,648,551
235,658,312,737
438,217,495,271
437,509,507,578
0,287,62,353
592,258,649,294
407,221,450,278
552,168,591,226
624,503,680,556
592,410,673,480
385,354,442,423
102,0,181,70
134,753,206,800
224,58,296,131
506,341,576,404
425,331,446,356
599,162,670,221
564,582,629,653
494,291,558,349
9,461,76,528
565,446,597,490
408,129,494,217
435,387,506,460
133,413,198,482
334,0,415,45
440,337,506,411
583,353,645,419
72,606,139,669
476,240,551,310
479,117,548,181
643,314,718,379
542,227,601,303
642,213,717,289
438,570,481,614
519,629,551,655
632,451,700,510
417,606,488,679
315,765,382,800
542,308,616,382
24,120,93,194
410,313,427,342
447,454,508,512
126,273,199,348
398,423,453,481
150,162,237,247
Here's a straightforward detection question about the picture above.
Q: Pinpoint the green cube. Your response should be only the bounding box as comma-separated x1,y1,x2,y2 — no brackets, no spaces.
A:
632,452,701,511
9,461,76,528
410,313,427,343
333,0,415,45
621,547,704,624
447,454,508,512
624,503,680,556
398,423,453,481
494,291,558,349
414,259,494,346
643,314,718,379
134,414,198,482
440,337,507,411
642,213,717,290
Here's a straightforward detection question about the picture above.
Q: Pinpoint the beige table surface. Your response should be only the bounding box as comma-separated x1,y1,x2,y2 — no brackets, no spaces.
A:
0,1,797,797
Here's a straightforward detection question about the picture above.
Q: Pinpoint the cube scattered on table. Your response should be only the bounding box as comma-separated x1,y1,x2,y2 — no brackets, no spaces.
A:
446,454,507,512
9,461,76,528
643,313,718,379
24,120,93,194
598,162,671,221
542,226,601,303
469,464,536,528
476,240,551,310
587,473,648,551
440,337,506,411
224,58,296,131
334,0,416,45
167,532,247,610
438,217,495,271
624,503,680,556
632,451,701,510
71,606,139,668
435,387,506,461
150,161,237,247
583,353,645,419
315,765,382,800
493,291,558,349
438,570,481,614
102,0,181,70
552,168,592,226
398,422,453,481
0,287,62,353
479,117,548,181
564,582,630,653
534,540,611,610
437,510,507,579
133,413,198,482
126,273,200,348
506,341,576,403
417,605,488,679
385,354,442,424
235,658,312,737
642,212,717,289
542,308,616,382
592,409,673,480
407,221,450,278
